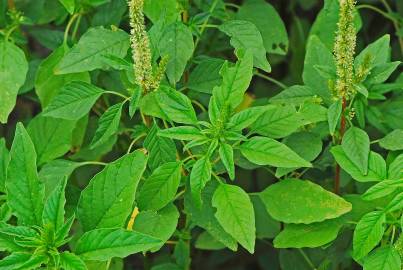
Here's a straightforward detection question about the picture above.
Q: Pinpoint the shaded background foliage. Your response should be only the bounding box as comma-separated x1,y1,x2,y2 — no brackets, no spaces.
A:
0,0,402,269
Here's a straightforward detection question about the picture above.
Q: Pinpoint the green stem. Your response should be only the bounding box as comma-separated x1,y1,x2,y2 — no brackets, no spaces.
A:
254,71,287,89
79,161,108,167
298,249,317,270
104,91,130,100
71,14,82,42
194,0,219,49
191,99,207,112
127,133,147,154
63,13,80,47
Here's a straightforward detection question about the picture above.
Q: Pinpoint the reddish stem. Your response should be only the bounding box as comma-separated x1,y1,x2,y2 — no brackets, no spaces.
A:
334,97,347,194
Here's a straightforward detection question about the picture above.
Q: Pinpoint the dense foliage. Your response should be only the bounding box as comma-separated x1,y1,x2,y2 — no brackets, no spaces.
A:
0,0,402,269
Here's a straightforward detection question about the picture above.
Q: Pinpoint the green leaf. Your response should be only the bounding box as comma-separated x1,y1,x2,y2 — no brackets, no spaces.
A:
250,195,280,239
58,0,75,14
365,61,401,85
184,181,238,251
251,105,300,138
143,0,179,24
331,146,386,182
59,252,87,270
77,150,148,231
129,86,141,118
384,192,403,213
362,180,403,201
260,179,352,224
353,211,386,260
355,34,390,70
56,27,130,74
228,106,267,131
273,218,344,248
0,40,28,123
43,81,104,120
328,99,342,135
0,253,32,269
158,22,194,84
236,0,288,55
42,177,67,231
137,161,182,211
379,129,403,151
190,157,212,206
388,154,403,180
6,123,45,226
35,46,90,108
0,138,9,193
219,20,270,72
13,254,48,270
187,58,224,94
158,126,204,141
303,35,334,103
270,85,317,105
239,136,312,168
363,246,401,270
133,204,179,252
342,127,370,175
219,144,235,180
75,228,161,261
156,86,197,125
144,124,177,171
90,102,123,148
212,183,255,253
27,114,76,165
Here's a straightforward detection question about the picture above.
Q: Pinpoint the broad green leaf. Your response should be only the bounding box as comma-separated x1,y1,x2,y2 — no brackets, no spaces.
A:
78,150,148,231
133,204,179,252
219,143,235,180
0,138,9,193
91,0,127,27
27,114,76,165
13,254,48,270
384,192,403,213
144,124,177,171
174,239,190,270
156,86,197,125
184,181,238,251
353,211,386,260
58,0,75,14
342,127,370,175
251,105,300,138
151,263,181,270
219,20,270,72
35,46,90,108
90,102,123,148
328,99,342,135
129,86,141,118
75,228,161,261
379,129,403,151
211,50,254,112
363,246,401,270
363,180,403,201
260,179,351,224
228,106,267,131
43,81,104,120
59,252,87,270
355,35,390,71
6,123,45,226
158,126,204,141
236,0,288,55
0,253,32,269
158,22,194,84
195,231,226,251
56,27,130,74
137,161,182,211
239,136,312,168
187,58,224,94
190,157,212,206
274,218,343,248
144,0,179,24
42,177,67,231
0,40,28,123
366,61,401,85
388,154,403,180
270,85,317,105
303,35,334,104
331,146,386,182
212,183,255,253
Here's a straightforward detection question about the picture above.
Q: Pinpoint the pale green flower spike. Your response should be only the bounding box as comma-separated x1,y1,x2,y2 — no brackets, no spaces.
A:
333,0,356,100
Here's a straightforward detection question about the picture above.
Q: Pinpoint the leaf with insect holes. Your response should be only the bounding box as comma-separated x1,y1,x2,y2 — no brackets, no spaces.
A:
43,81,104,120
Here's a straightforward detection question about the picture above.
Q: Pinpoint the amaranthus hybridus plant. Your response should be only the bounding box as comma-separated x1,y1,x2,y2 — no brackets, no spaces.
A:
333,0,356,100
